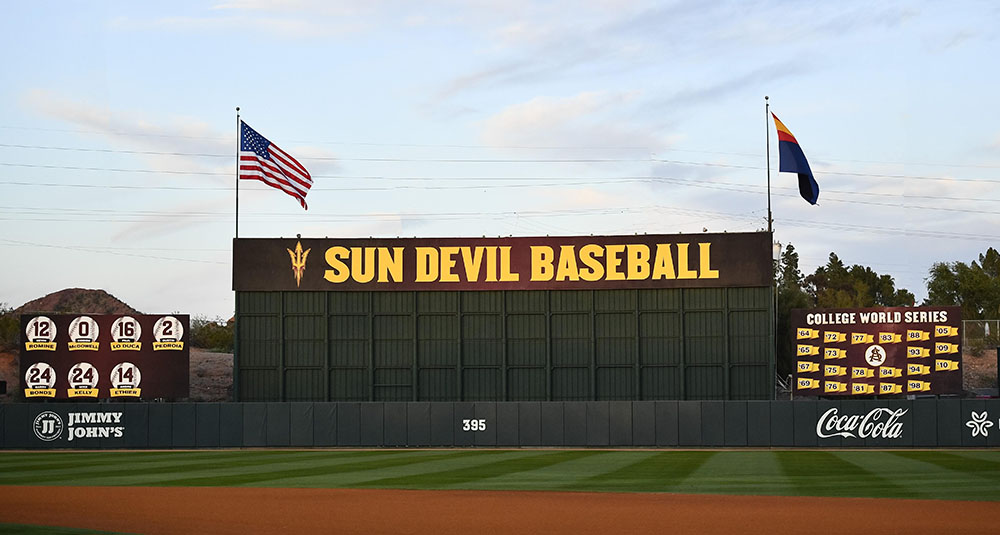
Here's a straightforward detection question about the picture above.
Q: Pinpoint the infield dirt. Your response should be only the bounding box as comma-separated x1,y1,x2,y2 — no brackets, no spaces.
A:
1,486,998,535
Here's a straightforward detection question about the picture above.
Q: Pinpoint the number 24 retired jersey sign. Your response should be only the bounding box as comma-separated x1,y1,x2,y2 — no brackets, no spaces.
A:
19,314,189,400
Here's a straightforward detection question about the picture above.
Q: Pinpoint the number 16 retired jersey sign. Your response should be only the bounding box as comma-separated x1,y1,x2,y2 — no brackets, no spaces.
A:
19,314,189,400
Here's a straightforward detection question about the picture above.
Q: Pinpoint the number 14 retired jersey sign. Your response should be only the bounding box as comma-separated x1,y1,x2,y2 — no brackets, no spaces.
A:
19,314,189,400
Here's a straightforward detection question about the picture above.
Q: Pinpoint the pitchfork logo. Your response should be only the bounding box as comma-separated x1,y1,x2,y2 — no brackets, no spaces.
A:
287,241,310,287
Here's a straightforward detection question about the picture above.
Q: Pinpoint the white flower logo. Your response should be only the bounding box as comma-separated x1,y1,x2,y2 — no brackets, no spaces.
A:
965,411,994,438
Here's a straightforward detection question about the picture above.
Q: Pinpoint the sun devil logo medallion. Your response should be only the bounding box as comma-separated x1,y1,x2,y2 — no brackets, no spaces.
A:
287,241,310,287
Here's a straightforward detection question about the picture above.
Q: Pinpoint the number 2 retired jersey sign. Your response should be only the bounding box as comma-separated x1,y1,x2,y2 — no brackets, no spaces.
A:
19,314,189,400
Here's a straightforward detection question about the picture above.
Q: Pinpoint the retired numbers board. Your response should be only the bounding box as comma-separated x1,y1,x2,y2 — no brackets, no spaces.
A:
19,314,190,400
790,306,961,397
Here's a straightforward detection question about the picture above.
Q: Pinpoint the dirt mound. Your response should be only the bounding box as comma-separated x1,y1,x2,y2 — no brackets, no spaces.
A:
14,288,140,316
189,350,233,402
964,348,998,391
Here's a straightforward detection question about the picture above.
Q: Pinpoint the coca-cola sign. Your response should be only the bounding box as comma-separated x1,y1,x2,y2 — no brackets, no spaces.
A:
816,407,907,439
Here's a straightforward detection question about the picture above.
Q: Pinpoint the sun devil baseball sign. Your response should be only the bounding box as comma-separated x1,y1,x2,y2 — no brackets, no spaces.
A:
20,314,190,400
233,232,773,291
791,306,962,397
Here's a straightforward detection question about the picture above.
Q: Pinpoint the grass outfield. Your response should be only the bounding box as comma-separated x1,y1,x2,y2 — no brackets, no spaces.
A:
0,450,998,501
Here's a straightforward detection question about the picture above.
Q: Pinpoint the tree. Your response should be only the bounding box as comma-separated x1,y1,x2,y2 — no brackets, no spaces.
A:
805,253,914,308
775,245,810,377
773,246,914,377
0,303,17,351
925,247,1000,319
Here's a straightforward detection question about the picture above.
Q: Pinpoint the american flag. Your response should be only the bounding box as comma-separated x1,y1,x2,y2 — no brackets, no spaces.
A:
239,120,312,209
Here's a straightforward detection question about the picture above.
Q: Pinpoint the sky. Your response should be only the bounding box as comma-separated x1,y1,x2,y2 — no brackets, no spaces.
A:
1,1,998,319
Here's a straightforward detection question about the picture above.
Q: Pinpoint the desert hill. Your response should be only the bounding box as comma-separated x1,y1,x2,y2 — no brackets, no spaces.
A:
14,288,139,316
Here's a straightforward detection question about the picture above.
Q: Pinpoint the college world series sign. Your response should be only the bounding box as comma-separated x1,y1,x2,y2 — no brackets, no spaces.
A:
20,314,190,400
233,232,772,291
791,306,962,396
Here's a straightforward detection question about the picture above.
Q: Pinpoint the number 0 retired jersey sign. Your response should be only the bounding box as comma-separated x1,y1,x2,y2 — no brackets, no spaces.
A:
233,232,772,291
791,306,961,397
19,314,189,399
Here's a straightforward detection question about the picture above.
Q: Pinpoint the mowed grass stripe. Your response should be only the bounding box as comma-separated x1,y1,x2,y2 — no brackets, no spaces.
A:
471,451,661,491
888,451,1000,477
834,451,958,500
85,451,409,487
571,451,716,492
672,451,796,496
776,451,922,499
153,450,499,487
0,451,342,485
253,450,546,488
2,450,999,500
355,450,599,489
0,451,253,474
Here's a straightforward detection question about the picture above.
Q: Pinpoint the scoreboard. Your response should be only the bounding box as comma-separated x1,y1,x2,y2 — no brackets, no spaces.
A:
791,306,961,396
19,314,190,400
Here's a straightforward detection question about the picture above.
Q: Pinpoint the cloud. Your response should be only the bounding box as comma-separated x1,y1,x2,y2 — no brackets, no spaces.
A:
644,61,813,113
21,89,341,178
480,91,661,155
22,89,232,177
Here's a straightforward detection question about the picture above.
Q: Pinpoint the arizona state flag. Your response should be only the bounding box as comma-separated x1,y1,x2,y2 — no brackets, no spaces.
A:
772,113,819,205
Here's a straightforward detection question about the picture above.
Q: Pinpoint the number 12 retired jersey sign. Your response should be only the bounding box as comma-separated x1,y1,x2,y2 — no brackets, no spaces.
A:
19,314,189,400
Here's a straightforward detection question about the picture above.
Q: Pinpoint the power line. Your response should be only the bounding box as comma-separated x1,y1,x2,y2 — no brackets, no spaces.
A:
3,136,999,169
0,238,227,265
1,146,999,182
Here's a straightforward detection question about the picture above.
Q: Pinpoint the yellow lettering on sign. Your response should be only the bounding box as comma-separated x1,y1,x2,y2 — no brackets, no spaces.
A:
627,244,650,280
324,246,350,283
499,246,519,282
530,246,554,282
579,244,604,282
676,243,697,279
556,245,580,281
415,247,439,282
460,247,485,282
652,243,676,280
350,247,376,283
698,243,719,279
438,246,461,282
485,247,498,282
379,247,403,282
605,244,626,281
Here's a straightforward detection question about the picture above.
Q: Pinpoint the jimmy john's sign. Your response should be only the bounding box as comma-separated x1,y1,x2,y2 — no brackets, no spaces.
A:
233,232,772,291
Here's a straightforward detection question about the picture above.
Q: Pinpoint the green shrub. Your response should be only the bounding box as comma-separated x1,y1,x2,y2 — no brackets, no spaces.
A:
189,316,233,352
0,304,18,351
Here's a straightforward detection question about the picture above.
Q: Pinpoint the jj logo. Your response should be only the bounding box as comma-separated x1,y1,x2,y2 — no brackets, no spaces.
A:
33,411,64,441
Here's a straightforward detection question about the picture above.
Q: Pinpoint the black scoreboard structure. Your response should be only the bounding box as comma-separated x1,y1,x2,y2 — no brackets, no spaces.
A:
20,314,190,400
232,232,775,402
790,306,962,397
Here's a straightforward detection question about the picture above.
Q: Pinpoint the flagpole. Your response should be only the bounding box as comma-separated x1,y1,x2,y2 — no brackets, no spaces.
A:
234,106,240,402
236,107,240,239
765,96,777,400
765,96,772,234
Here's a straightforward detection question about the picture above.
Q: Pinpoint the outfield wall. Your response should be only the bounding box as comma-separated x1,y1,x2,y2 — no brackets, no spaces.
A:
3,400,999,449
